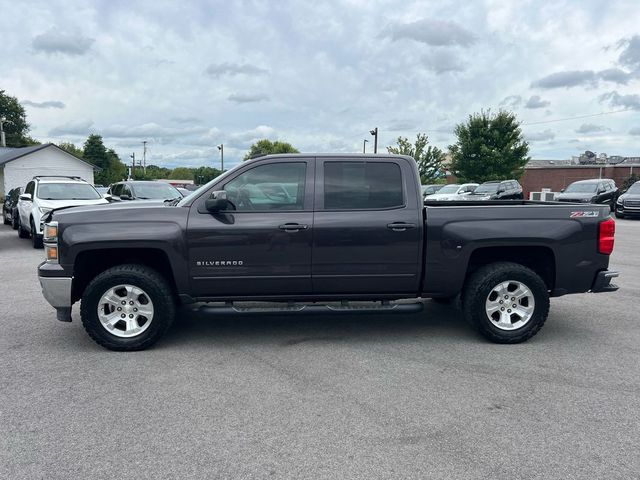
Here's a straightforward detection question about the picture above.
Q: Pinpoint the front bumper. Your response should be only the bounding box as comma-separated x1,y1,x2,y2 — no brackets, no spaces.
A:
38,275,73,322
591,270,619,293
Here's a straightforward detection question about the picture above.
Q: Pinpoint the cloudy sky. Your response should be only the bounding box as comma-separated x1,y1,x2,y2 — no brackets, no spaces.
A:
2,0,640,169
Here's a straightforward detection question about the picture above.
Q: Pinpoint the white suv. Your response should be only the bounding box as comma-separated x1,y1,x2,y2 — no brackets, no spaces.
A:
17,176,108,248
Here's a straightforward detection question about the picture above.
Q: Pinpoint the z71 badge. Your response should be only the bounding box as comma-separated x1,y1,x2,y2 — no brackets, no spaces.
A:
570,211,599,218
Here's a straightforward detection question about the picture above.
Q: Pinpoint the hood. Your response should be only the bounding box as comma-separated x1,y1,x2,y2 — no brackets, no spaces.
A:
555,192,594,201
618,192,640,202
428,192,463,200
39,198,109,210
467,192,494,200
44,199,174,223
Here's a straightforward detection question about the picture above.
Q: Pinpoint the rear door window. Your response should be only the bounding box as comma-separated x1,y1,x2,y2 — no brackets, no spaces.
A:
323,161,404,210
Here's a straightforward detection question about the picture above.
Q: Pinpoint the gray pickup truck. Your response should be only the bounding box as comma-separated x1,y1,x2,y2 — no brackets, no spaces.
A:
38,154,619,350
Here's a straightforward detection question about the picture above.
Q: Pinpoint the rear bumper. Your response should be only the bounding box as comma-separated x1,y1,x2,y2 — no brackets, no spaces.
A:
591,270,619,293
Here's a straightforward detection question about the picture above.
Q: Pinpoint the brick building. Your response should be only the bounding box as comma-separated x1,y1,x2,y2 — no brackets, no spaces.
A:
520,162,638,197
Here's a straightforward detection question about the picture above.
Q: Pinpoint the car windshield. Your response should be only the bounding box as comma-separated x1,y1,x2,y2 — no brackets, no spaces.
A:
436,185,460,194
565,183,598,193
474,183,499,194
132,183,182,200
37,183,101,200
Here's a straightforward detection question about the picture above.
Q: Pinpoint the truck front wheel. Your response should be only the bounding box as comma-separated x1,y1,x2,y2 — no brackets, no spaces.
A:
80,264,176,351
462,262,550,344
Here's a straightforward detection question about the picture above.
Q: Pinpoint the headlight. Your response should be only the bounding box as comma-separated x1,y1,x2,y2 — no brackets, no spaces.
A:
43,221,59,263
39,207,52,214
43,222,58,243
582,198,592,203
616,197,623,204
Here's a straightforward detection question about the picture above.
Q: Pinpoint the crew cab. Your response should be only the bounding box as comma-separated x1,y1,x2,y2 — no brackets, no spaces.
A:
38,154,619,351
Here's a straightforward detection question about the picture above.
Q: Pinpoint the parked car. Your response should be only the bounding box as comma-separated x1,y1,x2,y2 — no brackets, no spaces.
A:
466,180,524,200
556,179,618,211
421,184,443,199
17,176,108,248
107,181,183,202
426,183,478,201
615,181,640,218
3,187,22,229
38,154,618,351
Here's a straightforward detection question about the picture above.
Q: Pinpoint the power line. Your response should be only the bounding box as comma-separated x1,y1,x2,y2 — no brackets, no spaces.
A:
521,108,631,126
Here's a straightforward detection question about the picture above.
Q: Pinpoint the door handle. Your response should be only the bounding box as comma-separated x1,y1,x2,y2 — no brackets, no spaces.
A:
279,223,308,232
387,222,416,232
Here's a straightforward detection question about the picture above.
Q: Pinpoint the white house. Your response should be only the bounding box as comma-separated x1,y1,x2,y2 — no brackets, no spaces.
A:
0,143,97,196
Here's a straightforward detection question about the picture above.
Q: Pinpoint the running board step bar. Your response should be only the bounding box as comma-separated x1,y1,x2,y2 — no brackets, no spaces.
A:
198,301,424,316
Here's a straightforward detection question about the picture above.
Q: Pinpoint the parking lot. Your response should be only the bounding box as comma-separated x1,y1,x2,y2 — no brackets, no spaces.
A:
0,220,638,479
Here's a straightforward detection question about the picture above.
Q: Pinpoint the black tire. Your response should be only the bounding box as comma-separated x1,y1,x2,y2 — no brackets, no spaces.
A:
81,264,176,351
3,212,10,225
11,212,19,230
461,262,550,344
31,219,43,249
17,217,29,238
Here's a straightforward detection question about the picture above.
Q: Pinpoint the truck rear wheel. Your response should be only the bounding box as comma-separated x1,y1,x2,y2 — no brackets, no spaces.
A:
462,262,549,343
80,264,175,351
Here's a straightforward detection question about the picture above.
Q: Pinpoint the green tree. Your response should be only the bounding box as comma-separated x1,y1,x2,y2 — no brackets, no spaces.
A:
449,110,530,183
620,173,639,192
103,149,127,185
169,167,194,180
193,166,222,184
244,139,299,160
0,90,40,147
58,142,84,158
387,133,446,183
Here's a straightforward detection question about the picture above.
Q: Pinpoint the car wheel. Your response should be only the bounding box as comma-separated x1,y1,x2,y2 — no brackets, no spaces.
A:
462,261,550,344
3,211,10,225
80,264,176,351
30,219,43,249
11,213,19,230
18,217,29,238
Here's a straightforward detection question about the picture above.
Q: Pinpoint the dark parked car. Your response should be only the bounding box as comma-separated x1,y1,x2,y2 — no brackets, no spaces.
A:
3,187,22,229
466,180,523,200
106,181,182,202
615,180,640,218
421,184,443,198
556,179,618,211
39,154,618,351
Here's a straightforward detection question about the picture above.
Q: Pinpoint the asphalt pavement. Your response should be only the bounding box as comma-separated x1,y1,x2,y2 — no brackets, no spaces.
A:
0,220,638,479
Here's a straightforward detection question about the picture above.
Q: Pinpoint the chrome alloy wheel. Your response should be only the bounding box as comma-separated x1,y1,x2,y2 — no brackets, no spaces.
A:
485,280,535,331
97,284,154,338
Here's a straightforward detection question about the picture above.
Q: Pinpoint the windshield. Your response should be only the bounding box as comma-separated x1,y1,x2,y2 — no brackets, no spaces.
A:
37,183,101,200
626,182,640,194
132,183,182,200
436,184,460,194
564,183,598,193
474,183,499,194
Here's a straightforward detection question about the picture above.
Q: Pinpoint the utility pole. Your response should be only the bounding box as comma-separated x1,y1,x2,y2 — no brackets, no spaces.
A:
130,152,136,179
369,127,378,154
217,144,224,171
363,139,368,153
142,140,147,174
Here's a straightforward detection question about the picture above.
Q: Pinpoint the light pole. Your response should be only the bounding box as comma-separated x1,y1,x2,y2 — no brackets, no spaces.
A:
363,139,368,153
369,127,378,154
130,152,136,179
0,116,9,147
217,144,224,171
142,140,147,174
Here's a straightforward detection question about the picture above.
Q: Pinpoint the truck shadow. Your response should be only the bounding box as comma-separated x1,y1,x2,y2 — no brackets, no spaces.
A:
160,301,480,348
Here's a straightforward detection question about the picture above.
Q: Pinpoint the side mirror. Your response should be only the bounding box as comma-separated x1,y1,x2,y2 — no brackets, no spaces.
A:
119,194,132,201
560,188,565,193
205,191,229,213
497,188,505,194
19,193,32,201
597,188,605,194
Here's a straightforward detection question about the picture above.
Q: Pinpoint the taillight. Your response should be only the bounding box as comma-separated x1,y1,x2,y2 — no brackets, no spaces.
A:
598,218,615,255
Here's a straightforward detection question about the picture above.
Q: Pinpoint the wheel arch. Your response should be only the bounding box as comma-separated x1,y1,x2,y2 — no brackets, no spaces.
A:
465,245,556,291
71,248,179,303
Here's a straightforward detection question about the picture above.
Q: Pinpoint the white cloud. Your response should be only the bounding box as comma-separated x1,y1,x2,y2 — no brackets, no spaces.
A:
22,100,65,109
386,18,476,47
525,95,550,109
32,29,94,55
